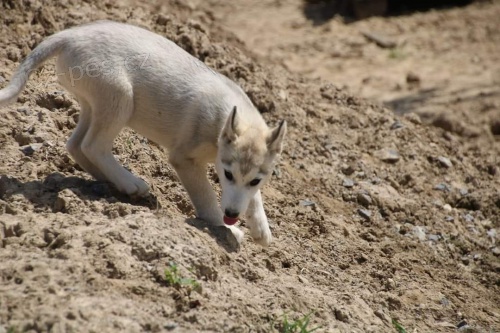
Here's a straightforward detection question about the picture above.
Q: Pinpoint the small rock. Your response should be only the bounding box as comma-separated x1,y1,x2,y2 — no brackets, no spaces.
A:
298,275,309,284
361,31,397,48
164,322,178,331
385,278,396,290
390,121,405,130
156,14,171,25
412,226,426,241
357,192,372,207
459,188,469,196
463,214,474,223
334,308,350,323
491,247,499,256
428,234,441,241
49,231,71,249
487,165,497,176
490,119,500,135
21,143,43,156
17,107,31,116
341,164,355,176
375,148,400,163
358,208,372,221
299,199,315,207
343,178,355,188
374,310,391,323
443,204,452,211
406,71,421,85
404,112,421,124
457,320,468,329
445,216,454,222
434,183,450,192
437,156,453,168
486,229,496,240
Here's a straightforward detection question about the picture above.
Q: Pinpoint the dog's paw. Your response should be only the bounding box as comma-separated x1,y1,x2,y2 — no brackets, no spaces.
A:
250,224,272,247
226,225,244,244
119,177,150,197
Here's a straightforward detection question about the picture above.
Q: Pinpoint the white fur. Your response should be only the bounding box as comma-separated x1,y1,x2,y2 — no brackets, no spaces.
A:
0,21,286,246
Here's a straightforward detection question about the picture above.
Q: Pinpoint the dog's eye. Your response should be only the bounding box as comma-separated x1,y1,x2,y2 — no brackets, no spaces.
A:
224,170,234,181
249,178,261,186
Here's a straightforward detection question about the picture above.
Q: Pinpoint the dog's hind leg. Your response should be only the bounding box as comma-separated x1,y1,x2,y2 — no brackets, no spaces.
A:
80,89,149,196
245,190,272,247
169,153,244,243
66,98,106,180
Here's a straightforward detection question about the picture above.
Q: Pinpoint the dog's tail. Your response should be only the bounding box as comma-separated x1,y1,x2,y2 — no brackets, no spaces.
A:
0,33,66,108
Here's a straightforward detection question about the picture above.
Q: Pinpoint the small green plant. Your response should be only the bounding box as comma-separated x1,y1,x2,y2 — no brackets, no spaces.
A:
388,47,406,60
392,319,407,333
164,262,201,293
7,327,18,333
270,311,321,333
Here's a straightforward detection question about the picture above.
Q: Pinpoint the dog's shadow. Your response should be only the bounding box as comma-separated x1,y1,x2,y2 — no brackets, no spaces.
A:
0,173,240,252
185,218,241,253
0,172,159,211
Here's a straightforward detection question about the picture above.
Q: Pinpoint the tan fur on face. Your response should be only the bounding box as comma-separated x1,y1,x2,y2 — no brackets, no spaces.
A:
222,126,271,177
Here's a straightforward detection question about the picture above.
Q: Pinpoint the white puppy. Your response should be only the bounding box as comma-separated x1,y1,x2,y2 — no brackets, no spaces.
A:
0,21,286,246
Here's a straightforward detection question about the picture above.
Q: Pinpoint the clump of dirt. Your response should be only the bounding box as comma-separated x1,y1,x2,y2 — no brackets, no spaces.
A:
0,0,498,332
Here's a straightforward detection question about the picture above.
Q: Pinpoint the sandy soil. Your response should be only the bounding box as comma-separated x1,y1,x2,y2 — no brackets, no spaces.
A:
0,0,498,332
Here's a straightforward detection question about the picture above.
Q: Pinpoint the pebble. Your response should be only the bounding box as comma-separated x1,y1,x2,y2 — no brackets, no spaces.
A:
358,208,371,221
445,216,454,222
357,192,372,207
390,121,405,130
486,229,496,240
164,322,178,331
412,226,426,241
434,183,450,192
299,199,315,207
457,320,469,330
428,234,441,241
343,178,355,188
463,214,474,223
21,143,43,156
443,204,452,211
375,148,400,163
341,164,355,176
17,107,31,116
459,188,469,196
334,308,350,323
440,297,450,306
374,310,391,323
437,156,453,168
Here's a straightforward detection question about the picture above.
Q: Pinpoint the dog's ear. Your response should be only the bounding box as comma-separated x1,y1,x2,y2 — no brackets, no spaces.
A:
222,106,239,143
267,120,287,154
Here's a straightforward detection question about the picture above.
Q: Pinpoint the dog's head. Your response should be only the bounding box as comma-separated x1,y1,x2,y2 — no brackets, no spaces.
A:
216,106,286,225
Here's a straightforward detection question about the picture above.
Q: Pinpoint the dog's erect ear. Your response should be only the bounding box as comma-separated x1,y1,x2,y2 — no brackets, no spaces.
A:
222,106,239,143
267,120,287,154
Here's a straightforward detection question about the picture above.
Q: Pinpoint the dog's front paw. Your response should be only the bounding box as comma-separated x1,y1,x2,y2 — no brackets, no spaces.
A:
118,177,150,197
249,222,272,247
226,225,244,244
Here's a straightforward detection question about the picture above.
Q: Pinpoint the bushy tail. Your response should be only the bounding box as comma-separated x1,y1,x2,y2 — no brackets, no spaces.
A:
0,34,65,107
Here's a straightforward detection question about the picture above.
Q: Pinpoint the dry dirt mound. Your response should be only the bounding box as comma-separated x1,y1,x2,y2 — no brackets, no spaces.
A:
0,0,498,332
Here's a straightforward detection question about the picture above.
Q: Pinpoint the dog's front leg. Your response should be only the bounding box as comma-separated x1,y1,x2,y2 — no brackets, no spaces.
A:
170,154,244,243
245,190,272,247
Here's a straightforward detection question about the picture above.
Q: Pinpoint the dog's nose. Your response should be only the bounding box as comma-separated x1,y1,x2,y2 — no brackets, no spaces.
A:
224,209,239,218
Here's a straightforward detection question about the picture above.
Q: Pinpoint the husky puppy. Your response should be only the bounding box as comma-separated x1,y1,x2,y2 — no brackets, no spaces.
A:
0,21,286,246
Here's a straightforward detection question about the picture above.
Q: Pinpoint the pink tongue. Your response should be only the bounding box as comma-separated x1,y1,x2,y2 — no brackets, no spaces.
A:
223,216,239,225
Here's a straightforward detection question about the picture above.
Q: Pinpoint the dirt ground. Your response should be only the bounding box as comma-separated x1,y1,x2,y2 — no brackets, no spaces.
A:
0,0,499,332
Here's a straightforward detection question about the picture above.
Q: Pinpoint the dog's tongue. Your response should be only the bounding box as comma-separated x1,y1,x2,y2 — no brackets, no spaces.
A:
223,216,239,225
